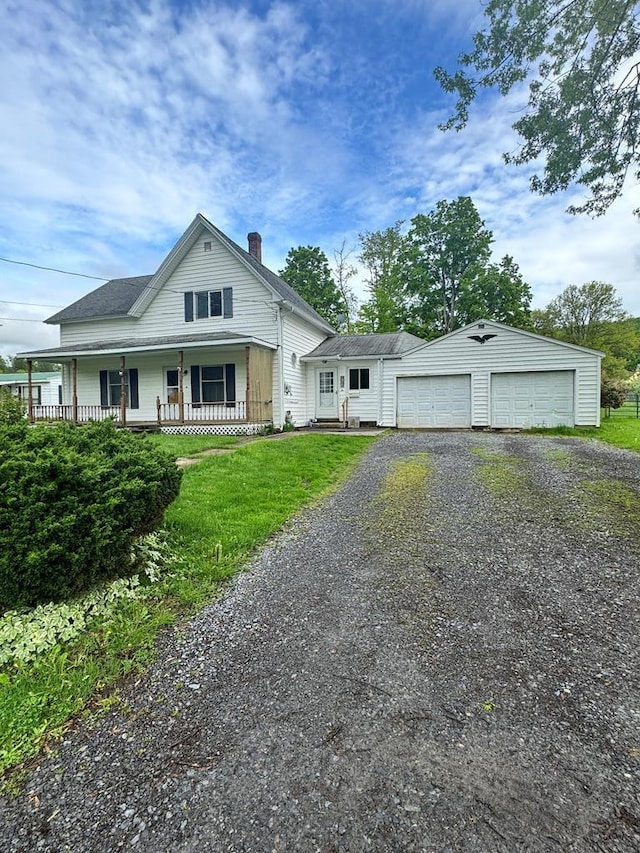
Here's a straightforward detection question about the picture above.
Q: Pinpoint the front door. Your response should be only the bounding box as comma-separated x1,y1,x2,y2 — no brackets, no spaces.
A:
317,369,337,418
165,368,180,404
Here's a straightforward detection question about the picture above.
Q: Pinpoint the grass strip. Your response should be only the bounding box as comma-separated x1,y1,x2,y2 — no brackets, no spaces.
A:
143,433,243,457
527,414,640,453
0,434,375,776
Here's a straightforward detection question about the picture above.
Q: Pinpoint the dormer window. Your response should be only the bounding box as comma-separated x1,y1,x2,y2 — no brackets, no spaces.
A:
184,288,233,322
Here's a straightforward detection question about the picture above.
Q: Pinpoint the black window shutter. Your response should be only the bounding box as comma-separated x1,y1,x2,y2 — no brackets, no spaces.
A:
223,287,233,318
196,291,209,319
191,365,201,403
184,292,194,322
225,363,236,402
129,368,139,409
99,370,108,406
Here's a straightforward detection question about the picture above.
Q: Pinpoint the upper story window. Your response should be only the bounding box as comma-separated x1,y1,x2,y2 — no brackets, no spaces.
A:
349,368,370,391
184,287,233,322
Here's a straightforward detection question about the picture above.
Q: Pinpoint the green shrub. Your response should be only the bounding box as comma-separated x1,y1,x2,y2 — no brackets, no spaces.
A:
600,377,628,410
0,389,26,425
0,421,182,612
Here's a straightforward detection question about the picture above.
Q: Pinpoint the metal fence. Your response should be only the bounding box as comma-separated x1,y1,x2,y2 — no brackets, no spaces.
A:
603,392,640,419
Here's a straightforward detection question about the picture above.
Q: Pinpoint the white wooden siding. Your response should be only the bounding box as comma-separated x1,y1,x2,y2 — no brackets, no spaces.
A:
60,227,280,347
70,349,249,422
5,378,61,405
281,311,328,426
340,361,379,422
381,323,601,427
305,359,381,422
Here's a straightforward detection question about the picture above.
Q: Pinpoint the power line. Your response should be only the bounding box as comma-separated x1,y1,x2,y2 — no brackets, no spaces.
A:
0,299,63,309
0,256,108,280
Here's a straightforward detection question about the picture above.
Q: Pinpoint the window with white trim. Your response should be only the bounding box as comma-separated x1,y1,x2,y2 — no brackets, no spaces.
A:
349,368,370,391
108,370,130,406
184,287,233,322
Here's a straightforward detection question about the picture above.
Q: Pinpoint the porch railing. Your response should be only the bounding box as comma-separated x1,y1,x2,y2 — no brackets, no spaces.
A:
29,400,273,425
157,401,247,423
32,405,121,422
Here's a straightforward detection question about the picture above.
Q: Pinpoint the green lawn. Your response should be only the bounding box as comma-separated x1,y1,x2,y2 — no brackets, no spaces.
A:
0,433,375,776
528,410,640,452
144,432,244,457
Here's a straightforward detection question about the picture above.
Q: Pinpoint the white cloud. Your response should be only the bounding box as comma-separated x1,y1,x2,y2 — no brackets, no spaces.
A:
371,86,640,316
0,0,638,359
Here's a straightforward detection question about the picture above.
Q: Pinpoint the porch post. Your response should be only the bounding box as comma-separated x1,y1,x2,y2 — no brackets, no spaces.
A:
27,359,34,423
72,358,78,424
119,355,126,427
245,346,251,421
156,396,162,426
178,350,184,424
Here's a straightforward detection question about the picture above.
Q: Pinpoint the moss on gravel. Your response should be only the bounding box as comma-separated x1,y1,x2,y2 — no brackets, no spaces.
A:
572,479,640,540
364,452,443,641
470,445,528,496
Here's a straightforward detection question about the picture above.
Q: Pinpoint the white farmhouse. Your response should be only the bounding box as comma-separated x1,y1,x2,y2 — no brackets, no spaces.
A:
20,215,603,432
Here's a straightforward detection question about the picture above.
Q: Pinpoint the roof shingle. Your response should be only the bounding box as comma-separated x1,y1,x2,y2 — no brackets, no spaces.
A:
303,332,424,359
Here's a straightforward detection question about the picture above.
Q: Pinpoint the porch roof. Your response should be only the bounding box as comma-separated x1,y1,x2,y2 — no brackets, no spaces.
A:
19,331,276,360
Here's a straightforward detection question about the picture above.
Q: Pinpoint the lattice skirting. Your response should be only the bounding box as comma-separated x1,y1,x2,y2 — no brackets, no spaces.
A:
160,422,267,436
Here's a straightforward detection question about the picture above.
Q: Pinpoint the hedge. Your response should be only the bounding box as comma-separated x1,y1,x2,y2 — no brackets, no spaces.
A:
0,420,182,612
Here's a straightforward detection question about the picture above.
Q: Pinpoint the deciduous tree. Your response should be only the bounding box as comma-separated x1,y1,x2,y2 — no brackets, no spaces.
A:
332,241,359,333
457,255,533,329
531,281,640,378
400,197,493,337
356,222,407,333
436,0,640,215
279,246,347,330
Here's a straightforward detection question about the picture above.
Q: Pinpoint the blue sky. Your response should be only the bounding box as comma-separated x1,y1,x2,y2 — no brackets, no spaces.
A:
1,0,639,358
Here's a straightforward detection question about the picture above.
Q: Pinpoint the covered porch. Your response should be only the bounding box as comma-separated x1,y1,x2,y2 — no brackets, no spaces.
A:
22,334,275,432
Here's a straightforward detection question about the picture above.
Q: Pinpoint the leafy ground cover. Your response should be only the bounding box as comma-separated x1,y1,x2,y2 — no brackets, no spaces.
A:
0,434,375,776
528,410,640,453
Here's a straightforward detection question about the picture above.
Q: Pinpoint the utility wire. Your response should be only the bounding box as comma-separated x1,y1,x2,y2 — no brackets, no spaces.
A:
0,256,108,280
0,299,64,309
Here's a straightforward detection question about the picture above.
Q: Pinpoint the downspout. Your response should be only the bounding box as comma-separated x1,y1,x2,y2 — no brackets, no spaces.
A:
377,358,384,426
277,303,285,428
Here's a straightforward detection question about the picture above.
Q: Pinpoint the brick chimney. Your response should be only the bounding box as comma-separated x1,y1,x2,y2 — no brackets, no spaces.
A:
247,232,262,263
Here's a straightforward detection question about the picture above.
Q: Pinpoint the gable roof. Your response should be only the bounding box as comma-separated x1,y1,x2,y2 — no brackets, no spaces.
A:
45,276,152,324
45,215,334,334
303,331,425,359
400,319,606,357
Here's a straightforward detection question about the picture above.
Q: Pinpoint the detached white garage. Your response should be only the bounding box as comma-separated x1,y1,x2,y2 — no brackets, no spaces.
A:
381,320,603,429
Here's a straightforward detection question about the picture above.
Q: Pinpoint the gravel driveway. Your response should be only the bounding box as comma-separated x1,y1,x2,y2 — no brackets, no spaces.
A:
1,431,639,852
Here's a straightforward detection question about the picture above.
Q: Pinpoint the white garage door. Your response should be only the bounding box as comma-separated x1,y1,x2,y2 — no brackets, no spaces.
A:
491,371,574,428
397,375,471,428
